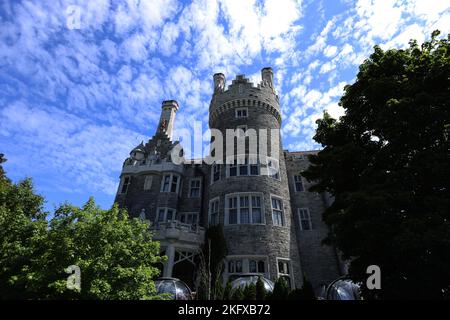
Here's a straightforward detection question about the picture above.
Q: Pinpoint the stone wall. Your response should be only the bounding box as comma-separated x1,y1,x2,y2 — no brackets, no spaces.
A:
285,152,342,293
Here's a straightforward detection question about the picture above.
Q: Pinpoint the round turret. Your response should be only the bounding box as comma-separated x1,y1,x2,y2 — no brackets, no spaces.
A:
206,68,302,288
130,142,145,161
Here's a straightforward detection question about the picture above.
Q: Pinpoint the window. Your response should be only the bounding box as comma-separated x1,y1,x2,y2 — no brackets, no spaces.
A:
240,196,250,224
227,156,259,177
189,178,201,198
249,259,266,273
156,207,177,223
211,164,221,183
239,158,248,176
226,256,267,277
143,175,153,190
229,160,237,177
235,107,248,118
294,175,304,192
225,193,264,225
160,173,180,193
271,197,284,226
179,212,198,225
228,259,243,273
250,161,259,175
120,176,131,194
171,175,178,192
251,196,262,223
228,197,238,224
209,198,220,226
268,159,280,180
277,259,292,289
278,260,290,274
298,208,312,230
162,175,170,192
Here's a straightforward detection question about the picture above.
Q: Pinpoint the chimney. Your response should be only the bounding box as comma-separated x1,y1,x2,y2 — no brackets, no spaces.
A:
158,100,179,140
213,73,226,94
261,67,274,91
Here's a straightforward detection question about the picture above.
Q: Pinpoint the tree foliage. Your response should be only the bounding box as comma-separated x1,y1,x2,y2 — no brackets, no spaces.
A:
255,276,266,300
288,277,316,300
197,224,228,300
231,286,244,300
0,156,164,299
270,277,290,300
302,31,450,299
242,283,256,300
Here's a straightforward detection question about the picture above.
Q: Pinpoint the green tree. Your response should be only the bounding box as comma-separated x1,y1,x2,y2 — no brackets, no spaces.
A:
270,277,290,300
243,283,256,300
231,286,244,300
43,199,164,299
0,155,165,299
197,224,228,300
288,277,316,300
299,277,316,300
0,155,49,299
255,276,266,300
302,31,450,299
222,281,233,300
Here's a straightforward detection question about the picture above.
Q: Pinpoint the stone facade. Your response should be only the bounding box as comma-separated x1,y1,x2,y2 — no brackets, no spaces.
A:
114,67,342,294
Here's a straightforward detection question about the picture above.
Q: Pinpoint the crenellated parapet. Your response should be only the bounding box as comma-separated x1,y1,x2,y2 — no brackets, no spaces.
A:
209,68,280,123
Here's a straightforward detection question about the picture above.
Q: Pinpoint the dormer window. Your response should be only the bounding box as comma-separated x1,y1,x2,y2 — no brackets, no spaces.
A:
235,107,248,118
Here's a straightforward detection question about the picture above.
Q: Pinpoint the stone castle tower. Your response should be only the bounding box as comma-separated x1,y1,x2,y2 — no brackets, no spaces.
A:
114,67,343,295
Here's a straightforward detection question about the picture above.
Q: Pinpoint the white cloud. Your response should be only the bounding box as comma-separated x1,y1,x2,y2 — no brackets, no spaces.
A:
323,45,338,57
2,0,450,205
0,101,144,195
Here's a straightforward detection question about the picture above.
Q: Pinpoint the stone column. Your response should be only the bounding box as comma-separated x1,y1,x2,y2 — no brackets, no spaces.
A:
163,244,176,277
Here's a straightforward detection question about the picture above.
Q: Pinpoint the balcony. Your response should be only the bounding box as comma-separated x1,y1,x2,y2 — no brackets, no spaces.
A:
150,220,205,246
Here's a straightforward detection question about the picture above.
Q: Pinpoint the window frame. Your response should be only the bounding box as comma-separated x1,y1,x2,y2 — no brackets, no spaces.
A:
224,192,265,225
156,207,177,223
235,107,248,118
208,197,220,226
211,163,221,184
225,255,269,278
179,212,199,226
298,208,312,231
188,177,202,198
271,196,285,227
160,173,181,193
276,258,294,289
267,158,280,180
119,175,131,194
294,175,304,192
143,175,153,191
226,156,260,177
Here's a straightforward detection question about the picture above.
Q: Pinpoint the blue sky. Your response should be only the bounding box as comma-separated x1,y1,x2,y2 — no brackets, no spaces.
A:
1,0,449,212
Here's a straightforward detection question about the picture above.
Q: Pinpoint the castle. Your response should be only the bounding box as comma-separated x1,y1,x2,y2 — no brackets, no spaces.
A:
114,67,344,295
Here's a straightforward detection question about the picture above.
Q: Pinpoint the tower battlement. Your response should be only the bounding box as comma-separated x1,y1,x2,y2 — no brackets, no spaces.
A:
209,67,280,122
